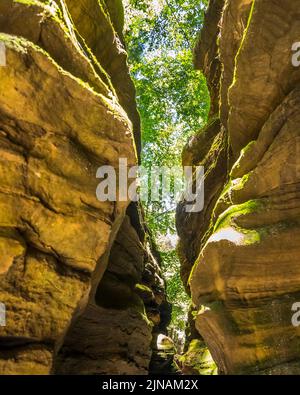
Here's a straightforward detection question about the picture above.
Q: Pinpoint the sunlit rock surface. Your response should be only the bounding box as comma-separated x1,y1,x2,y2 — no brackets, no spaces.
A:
0,0,167,374
177,0,300,374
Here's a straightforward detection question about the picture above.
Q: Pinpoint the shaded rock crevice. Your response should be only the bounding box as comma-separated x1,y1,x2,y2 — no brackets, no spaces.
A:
54,203,170,375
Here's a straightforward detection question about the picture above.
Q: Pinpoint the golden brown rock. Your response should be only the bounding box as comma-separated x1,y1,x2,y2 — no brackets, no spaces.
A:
55,207,169,374
177,0,300,375
0,0,162,375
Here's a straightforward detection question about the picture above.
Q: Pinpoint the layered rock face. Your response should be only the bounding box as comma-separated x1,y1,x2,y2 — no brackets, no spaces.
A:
0,0,167,374
55,204,170,374
177,0,300,374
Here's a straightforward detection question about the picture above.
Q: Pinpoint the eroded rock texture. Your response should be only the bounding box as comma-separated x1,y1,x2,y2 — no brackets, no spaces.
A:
177,0,300,374
55,204,170,374
0,0,167,374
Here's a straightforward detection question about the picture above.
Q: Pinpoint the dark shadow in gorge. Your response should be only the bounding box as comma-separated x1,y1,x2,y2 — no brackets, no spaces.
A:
53,202,173,374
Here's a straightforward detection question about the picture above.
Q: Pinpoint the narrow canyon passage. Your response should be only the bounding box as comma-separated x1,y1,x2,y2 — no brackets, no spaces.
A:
0,0,300,377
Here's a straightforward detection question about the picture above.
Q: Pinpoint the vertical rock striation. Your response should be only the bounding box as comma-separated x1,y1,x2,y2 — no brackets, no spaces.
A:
0,0,168,374
177,0,300,374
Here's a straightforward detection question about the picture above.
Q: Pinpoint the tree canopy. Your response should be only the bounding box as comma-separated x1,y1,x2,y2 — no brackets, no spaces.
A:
124,0,210,335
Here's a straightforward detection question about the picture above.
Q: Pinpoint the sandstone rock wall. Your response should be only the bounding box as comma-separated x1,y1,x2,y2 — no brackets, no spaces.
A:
177,0,300,374
0,0,167,374
54,203,169,374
